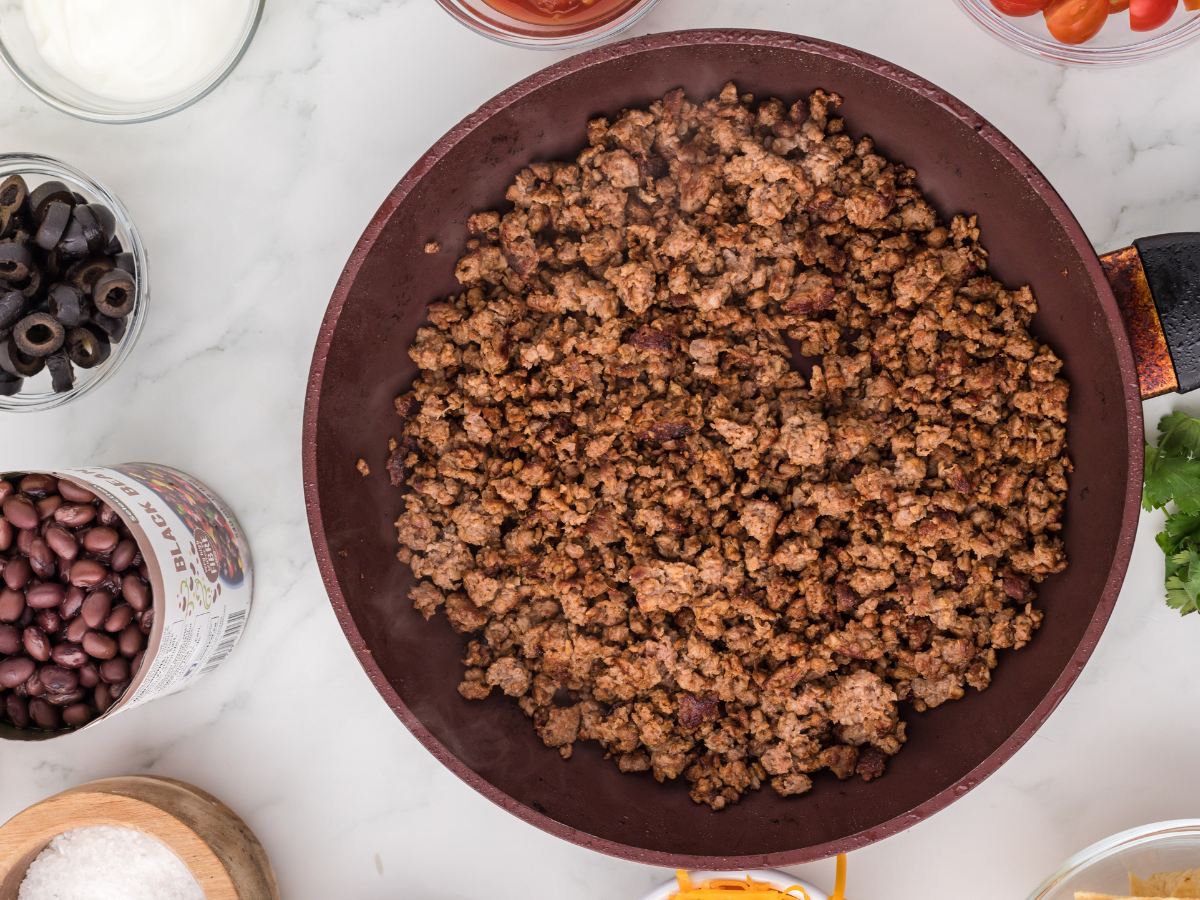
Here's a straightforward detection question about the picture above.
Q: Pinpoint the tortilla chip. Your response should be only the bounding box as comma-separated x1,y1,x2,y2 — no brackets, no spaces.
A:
1075,893,1171,900
1130,869,1200,898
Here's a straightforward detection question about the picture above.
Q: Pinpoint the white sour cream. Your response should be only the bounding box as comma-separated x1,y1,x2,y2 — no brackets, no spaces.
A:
23,0,254,103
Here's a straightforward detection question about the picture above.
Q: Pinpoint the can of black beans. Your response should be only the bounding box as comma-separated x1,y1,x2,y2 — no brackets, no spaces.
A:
0,464,252,740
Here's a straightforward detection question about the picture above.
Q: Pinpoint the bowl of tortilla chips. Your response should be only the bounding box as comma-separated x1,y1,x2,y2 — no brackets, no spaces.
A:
1032,821,1200,900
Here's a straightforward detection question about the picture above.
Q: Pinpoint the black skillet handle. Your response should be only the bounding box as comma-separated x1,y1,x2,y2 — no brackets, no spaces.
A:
1100,233,1200,399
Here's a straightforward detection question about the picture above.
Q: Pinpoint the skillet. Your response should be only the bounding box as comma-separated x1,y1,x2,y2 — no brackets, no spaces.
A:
303,30,1200,866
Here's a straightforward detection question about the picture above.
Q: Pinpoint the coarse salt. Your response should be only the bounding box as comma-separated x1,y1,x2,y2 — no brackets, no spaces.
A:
19,825,205,900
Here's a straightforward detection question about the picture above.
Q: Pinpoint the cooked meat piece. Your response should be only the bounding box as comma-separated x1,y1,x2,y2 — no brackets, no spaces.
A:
391,84,1069,809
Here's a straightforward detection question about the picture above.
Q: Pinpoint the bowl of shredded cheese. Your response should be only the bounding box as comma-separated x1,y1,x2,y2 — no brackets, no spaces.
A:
641,856,846,900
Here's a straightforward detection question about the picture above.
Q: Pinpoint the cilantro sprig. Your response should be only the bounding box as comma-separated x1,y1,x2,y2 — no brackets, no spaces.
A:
1144,412,1200,615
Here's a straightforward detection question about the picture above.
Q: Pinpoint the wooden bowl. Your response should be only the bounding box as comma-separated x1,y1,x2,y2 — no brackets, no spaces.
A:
0,776,279,899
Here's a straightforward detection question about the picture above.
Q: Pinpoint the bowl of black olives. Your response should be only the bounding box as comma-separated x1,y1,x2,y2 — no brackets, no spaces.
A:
0,154,146,412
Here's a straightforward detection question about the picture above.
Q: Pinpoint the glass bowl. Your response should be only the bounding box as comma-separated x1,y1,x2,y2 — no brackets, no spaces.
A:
0,154,148,413
1030,820,1200,898
955,0,1200,65
0,0,264,123
435,0,660,49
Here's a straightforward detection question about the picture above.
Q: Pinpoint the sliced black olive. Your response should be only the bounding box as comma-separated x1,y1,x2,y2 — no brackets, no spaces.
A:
105,235,123,255
113,252,134,274
85,204,115,241
34,200,71,252
0,290,23,331
14,266,42,301
47,284,85,327
92,269,134,318
0,336,43,377
0,241,31,282
13,312,65,357
64,257,114,293
0,369,22,396
65,325,110,369
89,313,126,342
0,175,28,216
71,204,106,254
28,181,74,220
57,220,89,259
45,351,74,393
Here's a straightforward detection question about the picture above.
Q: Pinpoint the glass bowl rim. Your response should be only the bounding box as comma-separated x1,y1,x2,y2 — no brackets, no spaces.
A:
954,0,1200,66
0,152,149,413
433,0,661,50
1029,819,1200,899
0,0,265,123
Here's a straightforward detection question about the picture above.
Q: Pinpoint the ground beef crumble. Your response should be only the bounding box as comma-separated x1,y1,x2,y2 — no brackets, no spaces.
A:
389,83,1069,810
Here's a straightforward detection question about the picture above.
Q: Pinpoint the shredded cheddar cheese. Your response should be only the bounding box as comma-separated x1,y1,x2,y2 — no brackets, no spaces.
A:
670,855,848,900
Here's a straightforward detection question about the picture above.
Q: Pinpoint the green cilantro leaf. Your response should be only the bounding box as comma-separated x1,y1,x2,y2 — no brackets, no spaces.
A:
1145,412,1200,615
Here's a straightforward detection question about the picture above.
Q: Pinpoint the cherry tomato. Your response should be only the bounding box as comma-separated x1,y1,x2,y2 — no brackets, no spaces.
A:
1109,0,1130,11
1130,0,1179,28
1044,0,1109,42
991,0,1051,14
1185,0,1200,10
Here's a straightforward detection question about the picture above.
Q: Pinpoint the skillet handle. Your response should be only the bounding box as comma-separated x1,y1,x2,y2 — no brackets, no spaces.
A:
1100,233,1200,400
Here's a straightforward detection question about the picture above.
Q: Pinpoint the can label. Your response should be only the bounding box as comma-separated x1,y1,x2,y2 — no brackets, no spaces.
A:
61,464,253,713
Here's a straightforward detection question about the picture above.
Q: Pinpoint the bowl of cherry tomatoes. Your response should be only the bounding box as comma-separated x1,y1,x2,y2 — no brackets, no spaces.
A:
956,0,1200,64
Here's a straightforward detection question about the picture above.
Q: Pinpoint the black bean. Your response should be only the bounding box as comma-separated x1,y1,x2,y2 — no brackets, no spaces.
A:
98,657,128,684
2,556,31,590
27,538,55,577
81,526,118,555
103,603,133,633
23,671,44,697
80,590,112,629
38,665,78,694
0,482,12,503
93,683,113,713
138,607,154,635
29,698,61,728
0,371,21,396
2,495,38,530
33,609,60,635
81,630,117,660
5,694,29,728
77,662,99,688
0,656,34,688
0,587,24,622
69,560,108,588
63,616,88,643
130,649,144,675
98,505,118,526
59,585,84,620
51,642,88,669
44,524,78,561
61,703,93,727
36,494,62,520
118,624,143,658
111,539,137,571
25,582,64,610
55,503,96,528
0,623,19,654
15,529,33,556
22,626,50,662
121,574,150,612
54,480,93,504
0,517,11,552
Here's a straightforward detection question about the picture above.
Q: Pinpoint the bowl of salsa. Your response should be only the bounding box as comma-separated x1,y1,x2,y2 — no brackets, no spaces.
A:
434,0,661,48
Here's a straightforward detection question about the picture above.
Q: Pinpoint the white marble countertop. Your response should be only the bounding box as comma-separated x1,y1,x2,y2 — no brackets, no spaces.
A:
1,2,1198,897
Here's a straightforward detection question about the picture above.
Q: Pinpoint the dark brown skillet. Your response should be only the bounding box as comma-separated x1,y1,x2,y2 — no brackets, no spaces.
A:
303,29,1198,867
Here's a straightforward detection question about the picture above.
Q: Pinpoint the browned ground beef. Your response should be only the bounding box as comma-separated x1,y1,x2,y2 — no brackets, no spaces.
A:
389,83,1069,810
